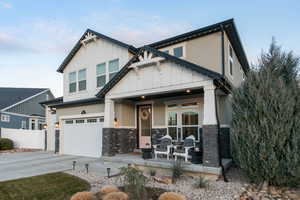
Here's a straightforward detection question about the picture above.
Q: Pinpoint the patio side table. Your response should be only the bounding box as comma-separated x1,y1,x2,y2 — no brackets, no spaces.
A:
142,148,152,159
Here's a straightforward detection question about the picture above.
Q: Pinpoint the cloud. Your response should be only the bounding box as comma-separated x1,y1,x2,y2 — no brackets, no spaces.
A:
0,1,12,8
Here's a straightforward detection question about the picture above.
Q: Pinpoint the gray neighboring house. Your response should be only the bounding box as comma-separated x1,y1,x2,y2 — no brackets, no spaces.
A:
0,88,54,131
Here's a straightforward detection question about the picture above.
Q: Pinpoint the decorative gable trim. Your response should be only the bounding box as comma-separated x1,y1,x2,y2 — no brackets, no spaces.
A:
81,32,98,46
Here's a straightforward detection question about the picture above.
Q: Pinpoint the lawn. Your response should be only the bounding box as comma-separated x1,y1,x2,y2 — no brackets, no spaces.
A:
0,172,90,200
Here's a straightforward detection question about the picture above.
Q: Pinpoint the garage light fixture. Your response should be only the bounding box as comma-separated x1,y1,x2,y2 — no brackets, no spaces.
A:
186,89,191,93
55,122,60,129
141,96,145,99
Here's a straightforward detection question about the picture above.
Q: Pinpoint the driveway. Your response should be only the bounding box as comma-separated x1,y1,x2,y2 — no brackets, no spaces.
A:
0,151,124,182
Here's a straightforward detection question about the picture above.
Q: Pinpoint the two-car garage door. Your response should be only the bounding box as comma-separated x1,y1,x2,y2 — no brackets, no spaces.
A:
62,117,103,158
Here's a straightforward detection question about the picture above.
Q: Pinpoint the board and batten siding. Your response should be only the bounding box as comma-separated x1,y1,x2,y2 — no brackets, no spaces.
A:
106,60,213,99
63,37,132,102
6,90,53,116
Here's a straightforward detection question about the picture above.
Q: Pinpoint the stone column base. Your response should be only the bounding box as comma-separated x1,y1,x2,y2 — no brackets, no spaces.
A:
202,125,220,167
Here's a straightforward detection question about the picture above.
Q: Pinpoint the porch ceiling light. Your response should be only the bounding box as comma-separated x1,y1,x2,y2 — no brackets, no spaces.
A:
186,89,191,93
141,96,145,99
55,122,60,129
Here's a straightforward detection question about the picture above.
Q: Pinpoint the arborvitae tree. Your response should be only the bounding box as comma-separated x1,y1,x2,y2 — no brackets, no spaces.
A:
231,40,300,186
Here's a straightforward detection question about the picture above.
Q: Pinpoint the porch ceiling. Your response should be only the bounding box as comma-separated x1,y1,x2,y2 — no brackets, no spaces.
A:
119,88,204,102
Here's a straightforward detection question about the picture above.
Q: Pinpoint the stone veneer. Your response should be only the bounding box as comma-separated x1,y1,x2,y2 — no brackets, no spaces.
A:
202,125,220,167
220,127,231,159
102,128,136,156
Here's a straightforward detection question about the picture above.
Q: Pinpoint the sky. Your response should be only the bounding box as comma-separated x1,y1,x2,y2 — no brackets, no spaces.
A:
0,0,299,97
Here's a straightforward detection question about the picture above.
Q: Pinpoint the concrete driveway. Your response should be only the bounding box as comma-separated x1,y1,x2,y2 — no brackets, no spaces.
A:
0,151,124,182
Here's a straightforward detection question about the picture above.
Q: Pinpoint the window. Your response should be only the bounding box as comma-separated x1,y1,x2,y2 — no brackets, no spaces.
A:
21,121,26,129
173,46,183,58
1,114,10,122
31,120,35,130
163,50,169,54
229,45,234,76
69,72,77,93
96,63,106,88
65,120,73,124
99,116,104,122
78,69,87,91
108,59,119,80
182,111,199,141
87,118,97,123
168,112,178,141
76,119,85,124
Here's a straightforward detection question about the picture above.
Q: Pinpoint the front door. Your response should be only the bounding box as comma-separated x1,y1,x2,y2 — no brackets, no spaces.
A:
138,105,152,149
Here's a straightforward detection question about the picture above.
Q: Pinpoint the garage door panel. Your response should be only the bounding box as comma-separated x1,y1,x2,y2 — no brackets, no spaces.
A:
63,120,103,158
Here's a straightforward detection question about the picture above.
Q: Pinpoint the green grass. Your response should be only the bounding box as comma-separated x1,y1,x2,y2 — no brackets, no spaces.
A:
0,172,90,200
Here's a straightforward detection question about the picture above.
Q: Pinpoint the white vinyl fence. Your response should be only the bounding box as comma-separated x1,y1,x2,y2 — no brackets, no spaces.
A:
1,128,45,149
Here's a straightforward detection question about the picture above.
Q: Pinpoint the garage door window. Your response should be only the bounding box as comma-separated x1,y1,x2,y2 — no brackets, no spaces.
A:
65,120,73,124
87,118,97,123
76,119,85,124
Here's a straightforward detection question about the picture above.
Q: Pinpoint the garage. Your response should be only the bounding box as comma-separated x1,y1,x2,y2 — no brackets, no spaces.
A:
62,116,103,158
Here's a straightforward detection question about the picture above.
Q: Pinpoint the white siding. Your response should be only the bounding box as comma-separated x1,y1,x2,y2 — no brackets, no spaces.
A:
107,60,213,99
63,38,131,102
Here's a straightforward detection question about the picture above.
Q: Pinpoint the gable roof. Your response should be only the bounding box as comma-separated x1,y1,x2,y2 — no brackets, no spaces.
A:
96,46,230,98
0,87,48,110
147,18,249,73
57,29,138,73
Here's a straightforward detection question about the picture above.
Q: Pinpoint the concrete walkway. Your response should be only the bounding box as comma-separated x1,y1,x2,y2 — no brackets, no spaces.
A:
0,151,124,182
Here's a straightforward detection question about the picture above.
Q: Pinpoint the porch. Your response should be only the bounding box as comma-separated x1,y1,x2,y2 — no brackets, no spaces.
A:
101,153,232,176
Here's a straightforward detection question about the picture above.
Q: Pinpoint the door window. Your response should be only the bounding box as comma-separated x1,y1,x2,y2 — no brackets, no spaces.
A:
182,111,199,141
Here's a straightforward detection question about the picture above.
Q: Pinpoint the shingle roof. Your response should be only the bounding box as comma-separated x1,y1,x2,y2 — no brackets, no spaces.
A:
57,29,138,73
0,87,48,110
96,46,230,98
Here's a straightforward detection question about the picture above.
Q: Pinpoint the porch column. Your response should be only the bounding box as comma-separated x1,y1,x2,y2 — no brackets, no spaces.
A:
103,98,116,156
104,98,115,128
202,84,220,167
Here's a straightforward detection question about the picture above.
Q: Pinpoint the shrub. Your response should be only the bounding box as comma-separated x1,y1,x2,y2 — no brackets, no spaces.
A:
119,166,147,200
193,176,209,188
0,138,13,150
231,40,300,186
149,168,156,176
171,160,184,183
70,191,96,200
158,192,186,200
103,192,129,200
99,185,120,195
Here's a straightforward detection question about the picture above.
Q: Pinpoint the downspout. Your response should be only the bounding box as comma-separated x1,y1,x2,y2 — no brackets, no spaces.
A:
221,25,225,76
215,88,228,182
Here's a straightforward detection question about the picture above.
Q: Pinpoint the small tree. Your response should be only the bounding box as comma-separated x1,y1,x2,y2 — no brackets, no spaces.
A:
231,40,300,186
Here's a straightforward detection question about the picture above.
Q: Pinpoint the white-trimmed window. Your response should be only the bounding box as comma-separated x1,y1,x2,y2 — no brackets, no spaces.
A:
96,63,106,88
108,59,119,80
21,121,26,129
69,71,77,93
78,69,87,91
229,45,234,76
65,120,73,124
173,46,183,58
1,114,10,122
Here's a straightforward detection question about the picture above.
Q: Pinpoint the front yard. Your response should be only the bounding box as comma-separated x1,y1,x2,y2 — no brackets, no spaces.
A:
0,172,90,200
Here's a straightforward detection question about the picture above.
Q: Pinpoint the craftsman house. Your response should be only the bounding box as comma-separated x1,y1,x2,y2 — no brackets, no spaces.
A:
41,18,248,170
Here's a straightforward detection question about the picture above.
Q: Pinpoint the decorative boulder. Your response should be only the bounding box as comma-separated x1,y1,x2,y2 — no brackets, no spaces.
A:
103,192,129,200
70,191,96,200
159,192,186,200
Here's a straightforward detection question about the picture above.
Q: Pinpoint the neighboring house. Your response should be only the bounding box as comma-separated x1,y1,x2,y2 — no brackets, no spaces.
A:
41,18,249,169
0,88,54,131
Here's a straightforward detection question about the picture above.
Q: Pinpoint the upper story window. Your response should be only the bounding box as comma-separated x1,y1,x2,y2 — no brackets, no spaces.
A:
163,50,169,54
69,71,77,93
229,45,234,76
96,63,106,88
174,46,183,58
1,114,10,122
78,69,87,91
108,59,119,80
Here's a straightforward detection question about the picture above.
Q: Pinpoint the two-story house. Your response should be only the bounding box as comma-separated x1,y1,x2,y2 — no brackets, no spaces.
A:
0,87,54,132
41,19,248,169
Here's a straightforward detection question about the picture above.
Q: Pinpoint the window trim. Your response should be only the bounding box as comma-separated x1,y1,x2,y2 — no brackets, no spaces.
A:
78,68,87,91
96,62,107,88
69,71,77,93
1,114,10,122
108,58,119,81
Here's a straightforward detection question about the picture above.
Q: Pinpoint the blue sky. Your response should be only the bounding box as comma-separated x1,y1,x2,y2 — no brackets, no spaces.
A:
0,0,299,96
